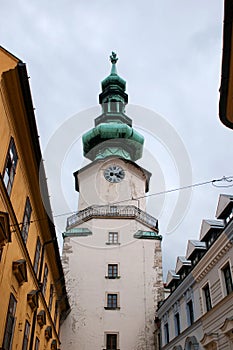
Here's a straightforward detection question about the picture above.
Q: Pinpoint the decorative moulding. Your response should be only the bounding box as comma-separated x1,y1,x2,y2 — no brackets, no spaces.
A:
27,290,38,311
12,259,27,284
37,310,46,328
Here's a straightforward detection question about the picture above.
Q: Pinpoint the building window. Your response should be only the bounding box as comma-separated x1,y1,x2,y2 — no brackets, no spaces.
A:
34,337,40,350
164,323,169,344
21,197,32,244
174,312,181,336
48,284,54,312
108,264,118,278
106,293,119,309
110,100,118,113
222,262,233,295
2,293,17,350
108,232,118,244
187,300,194,325
22,320,30,350
54,300,59,328
203,283,212,311
42,264,48,295
33,237,41,276
106,333,118,350
3,138,18,196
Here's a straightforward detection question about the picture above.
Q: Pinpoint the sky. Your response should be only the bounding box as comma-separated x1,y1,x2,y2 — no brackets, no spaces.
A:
2,0,233,278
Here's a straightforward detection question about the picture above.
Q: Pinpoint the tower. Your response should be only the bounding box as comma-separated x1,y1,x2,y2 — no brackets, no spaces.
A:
61,53,164,350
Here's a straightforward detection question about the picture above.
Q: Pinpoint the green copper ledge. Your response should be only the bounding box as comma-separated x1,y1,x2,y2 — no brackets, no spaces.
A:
134,230,162,240
82,122,144,161
62,228,92,238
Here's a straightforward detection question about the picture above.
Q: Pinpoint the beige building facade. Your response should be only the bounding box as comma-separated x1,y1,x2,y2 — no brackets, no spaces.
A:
157,194,233,350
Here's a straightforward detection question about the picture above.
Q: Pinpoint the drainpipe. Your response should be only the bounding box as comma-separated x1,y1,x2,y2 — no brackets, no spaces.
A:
28,238,56,350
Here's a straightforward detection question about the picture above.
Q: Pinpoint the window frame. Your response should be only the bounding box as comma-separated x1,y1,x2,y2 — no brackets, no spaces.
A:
2,293,17,350
34,337,40,350
107,264,119,279
33,237,41,276
202,283,212,312
21,197,32,244
48,284,54,312
164,322,169,344
108,232,119,244
174,312,181,336
105,332,119,350
42,264,48,296
22,320,30,350
186,299,194,326
54,300,59,329
105,293,120,310
222,262,233,295
3,138,18,196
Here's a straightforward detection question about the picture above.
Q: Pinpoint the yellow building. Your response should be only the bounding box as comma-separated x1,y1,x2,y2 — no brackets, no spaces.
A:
219,0,233,129
0,46,70,350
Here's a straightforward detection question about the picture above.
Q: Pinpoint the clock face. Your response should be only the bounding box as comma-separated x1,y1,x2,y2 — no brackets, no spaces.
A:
104,165,125,183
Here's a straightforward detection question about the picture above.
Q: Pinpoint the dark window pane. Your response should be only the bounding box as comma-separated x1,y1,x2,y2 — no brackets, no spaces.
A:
107,294,118,308
223,263,233,295
2,293,17,350
21,197,32,244
33,237,41,275
3,138,18,196
42,264,48,295
107,334,117,349
203,284,212,311
22,320,30,350
187,300,194,325
108,264,118,278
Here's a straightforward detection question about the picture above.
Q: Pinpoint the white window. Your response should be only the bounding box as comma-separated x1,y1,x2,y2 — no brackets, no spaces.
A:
108,232,119,244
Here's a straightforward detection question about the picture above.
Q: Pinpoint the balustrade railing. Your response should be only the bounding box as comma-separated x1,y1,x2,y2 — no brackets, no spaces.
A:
67,205,158,230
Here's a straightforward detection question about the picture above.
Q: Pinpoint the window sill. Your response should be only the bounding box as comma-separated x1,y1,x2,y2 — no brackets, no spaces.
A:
104,307,120,310
105,276,121,279
105,242,121,245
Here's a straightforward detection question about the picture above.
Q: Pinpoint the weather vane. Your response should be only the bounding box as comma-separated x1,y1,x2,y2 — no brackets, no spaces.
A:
110,52,118,64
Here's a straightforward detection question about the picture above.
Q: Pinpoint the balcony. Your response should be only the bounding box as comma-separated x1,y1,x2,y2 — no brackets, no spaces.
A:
67,205,158,231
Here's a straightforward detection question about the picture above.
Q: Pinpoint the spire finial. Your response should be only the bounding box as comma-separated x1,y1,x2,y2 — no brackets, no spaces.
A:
110,52,118,64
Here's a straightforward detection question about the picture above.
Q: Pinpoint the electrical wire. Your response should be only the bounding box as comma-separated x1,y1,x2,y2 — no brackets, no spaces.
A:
10,175,233,229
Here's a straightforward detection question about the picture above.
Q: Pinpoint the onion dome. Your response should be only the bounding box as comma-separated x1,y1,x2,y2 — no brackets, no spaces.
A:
82,52,144,162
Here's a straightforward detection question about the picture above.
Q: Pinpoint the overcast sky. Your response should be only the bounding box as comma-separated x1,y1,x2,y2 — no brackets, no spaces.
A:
2,0,232,277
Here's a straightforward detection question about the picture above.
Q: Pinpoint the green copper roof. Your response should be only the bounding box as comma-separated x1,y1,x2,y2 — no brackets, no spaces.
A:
82,122,144,161
82,52,144,161
101,52,126,92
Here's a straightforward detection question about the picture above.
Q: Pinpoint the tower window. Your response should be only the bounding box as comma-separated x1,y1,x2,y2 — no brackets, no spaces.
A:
106,333,118,350
105,293,119,309
110,100,118,113
3,138,18,196
108,232,119,244
107,264,119,278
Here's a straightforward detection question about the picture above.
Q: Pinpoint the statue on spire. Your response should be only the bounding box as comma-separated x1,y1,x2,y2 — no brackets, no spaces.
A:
110,51,118,64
